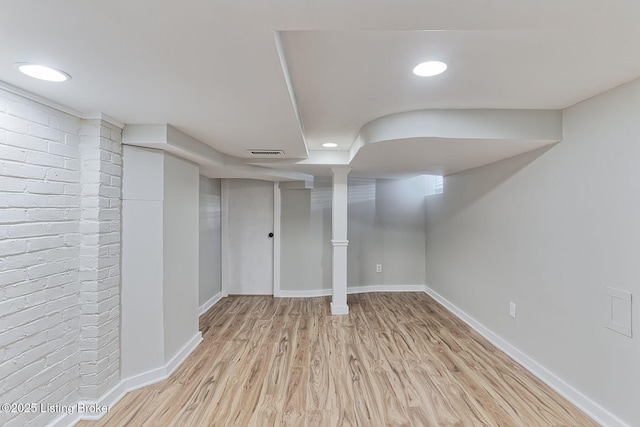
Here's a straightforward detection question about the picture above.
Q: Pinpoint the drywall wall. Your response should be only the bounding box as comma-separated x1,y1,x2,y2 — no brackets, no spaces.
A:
163,154,199,361
121,145,165,379
349,177,426,288
280,176,426,292
121,147,200,377
199,176,222,307
425,78,640,426
280,178,333,292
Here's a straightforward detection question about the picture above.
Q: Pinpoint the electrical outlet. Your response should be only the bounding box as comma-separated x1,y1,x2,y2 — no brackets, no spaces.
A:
509,302,516,318
376,264,382,273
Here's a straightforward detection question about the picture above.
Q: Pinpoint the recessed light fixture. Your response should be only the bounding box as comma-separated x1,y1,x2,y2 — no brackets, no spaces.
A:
15,63,71,82
412,60,447,77
322,143,338,148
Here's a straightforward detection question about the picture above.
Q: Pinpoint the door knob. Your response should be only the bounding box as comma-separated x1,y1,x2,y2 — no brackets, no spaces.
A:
268,232,274,238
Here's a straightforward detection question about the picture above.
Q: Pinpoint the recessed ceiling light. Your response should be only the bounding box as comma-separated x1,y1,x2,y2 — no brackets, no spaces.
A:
412,61,447,77
15,63,71,82
322,143,338,148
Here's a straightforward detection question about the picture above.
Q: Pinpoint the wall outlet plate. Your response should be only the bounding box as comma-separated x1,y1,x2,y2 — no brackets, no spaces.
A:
376,264,382,273
606,287,632,337
509,302,516,318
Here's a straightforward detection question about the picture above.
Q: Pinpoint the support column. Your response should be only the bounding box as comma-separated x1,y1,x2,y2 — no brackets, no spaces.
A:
331,167,351,315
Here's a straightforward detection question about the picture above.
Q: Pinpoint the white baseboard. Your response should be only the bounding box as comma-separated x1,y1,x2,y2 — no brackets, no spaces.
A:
277,284,427,298
278,288,332,297
199,291,224,316
330,302,349,315
348,284,427,294
423,285,628,427
49,332,203,427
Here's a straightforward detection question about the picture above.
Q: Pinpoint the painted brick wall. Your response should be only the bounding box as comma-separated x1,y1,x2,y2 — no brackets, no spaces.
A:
78,119,121,400
0,88,122,426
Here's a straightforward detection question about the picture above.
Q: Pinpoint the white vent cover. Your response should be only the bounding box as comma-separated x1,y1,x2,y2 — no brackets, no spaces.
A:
246,149,285,156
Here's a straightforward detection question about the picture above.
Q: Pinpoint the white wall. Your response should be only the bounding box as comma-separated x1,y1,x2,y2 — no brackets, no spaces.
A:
0,89,122,426
199,176,221,307
281,178,332,292
280,176,426,292
163,154,199,360
425,78,640,426
121,147,200,377
121,145,165,379
349,177,426,288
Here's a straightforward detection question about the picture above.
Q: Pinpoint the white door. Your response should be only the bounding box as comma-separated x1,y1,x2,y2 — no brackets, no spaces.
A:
224,179,274,295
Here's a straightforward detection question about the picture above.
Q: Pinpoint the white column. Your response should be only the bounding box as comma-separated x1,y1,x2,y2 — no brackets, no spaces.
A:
331,167,351,315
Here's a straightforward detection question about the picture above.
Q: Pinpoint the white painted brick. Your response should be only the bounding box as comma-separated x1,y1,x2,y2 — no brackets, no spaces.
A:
25,286,64,307
0,296,27,317
26,260,69,280
1,193,48,208
8,101,50,125
23,362,67,393
25,180,65,195
6,222,48,238
1,161,47,179
0,112,29,133
45,344,76,369
46,271,77,287
47,195,78,207
45,167,79,183
2,337,48,375
3,277,46,299
45,294,77,314
0,304,48,332
1,253,48,273
25,150,65,168
64,234,80,246
0,144,27,162
5,132,49,152
45,317,76,341
26,235,65,251
60,282,80,297
28,122,63,142
47,246,80,261
52,116,81,135
62,306,81,321
0,176,26,192
24,208,64,221
63,183,81,195
47,140,78,158
0,239,27,256
64,132,80,147
64,158,79,170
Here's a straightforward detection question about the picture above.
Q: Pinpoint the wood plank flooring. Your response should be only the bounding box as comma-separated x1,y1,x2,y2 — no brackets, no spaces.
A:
78,293,597,426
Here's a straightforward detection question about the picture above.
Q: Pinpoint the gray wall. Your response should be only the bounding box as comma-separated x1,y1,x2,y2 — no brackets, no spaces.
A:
121,146,165,378
349,177,426,287
425,78,640,426
163,154,200,362
281,178,333,292
280,176,426,292
199,176,222,306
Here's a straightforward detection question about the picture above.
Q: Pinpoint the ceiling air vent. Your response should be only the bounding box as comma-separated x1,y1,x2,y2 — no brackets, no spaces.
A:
246,149,285,156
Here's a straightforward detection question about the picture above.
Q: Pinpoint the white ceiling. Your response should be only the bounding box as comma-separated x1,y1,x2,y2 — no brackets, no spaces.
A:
2,0,640,179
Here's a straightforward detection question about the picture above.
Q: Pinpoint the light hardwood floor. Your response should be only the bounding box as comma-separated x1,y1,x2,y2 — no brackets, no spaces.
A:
79,293,597,426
